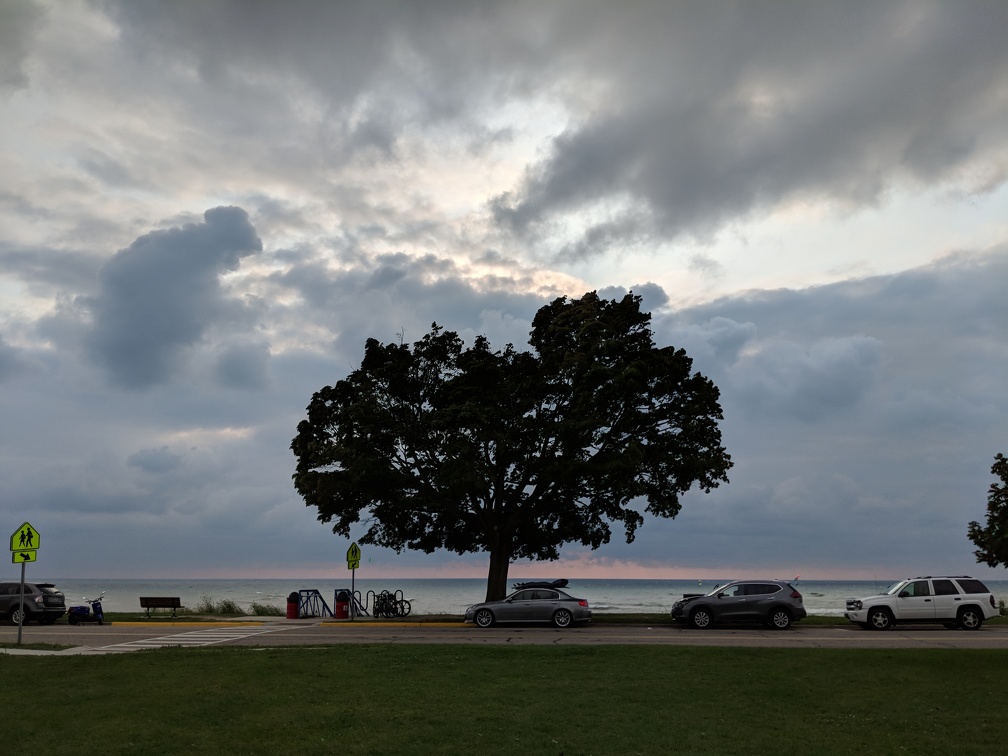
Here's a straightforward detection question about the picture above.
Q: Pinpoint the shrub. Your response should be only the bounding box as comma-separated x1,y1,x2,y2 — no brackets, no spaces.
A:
250,602,284,616
194,595,247,615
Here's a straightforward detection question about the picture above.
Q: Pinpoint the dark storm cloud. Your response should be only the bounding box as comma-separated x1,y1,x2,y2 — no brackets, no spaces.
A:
0,1,44,90
127,446,183,474
492,1,1008,256
730,335,882,422
214,340,272,390
4,1,1007,580
0,335,27,382
79,2,1008,264
662,250,1008,432
86,207,263,389
0,244,103,295
630,251,1008,574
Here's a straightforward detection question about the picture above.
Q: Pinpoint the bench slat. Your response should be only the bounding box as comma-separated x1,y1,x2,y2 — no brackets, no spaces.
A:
139,597,181,607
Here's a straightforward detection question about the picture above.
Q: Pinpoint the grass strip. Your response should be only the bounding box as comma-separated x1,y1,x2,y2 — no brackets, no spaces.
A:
2,644,1005,755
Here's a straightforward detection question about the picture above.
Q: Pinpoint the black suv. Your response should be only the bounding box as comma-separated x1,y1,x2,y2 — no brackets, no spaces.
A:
670,579,807,629
0,581,66,624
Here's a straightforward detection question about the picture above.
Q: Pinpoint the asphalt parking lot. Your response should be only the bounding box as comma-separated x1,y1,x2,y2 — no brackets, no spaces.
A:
4,618,1008,653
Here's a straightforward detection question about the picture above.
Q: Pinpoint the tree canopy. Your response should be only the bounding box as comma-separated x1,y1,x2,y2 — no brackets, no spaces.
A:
291,292,732,600
967,453,1008,568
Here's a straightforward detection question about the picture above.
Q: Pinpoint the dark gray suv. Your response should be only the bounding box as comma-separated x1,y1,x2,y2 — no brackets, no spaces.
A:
670,579,807,630
0,581,66,625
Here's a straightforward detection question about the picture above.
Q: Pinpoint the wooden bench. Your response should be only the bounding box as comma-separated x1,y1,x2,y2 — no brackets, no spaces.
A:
139,596,181,617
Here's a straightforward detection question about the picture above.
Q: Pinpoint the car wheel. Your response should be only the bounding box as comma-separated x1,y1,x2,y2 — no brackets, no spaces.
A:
690,608,712,629
552,609,573,628
474,608,494,628
867,607,893,630
769,609,792,630
10,607,27,625
958,608,983,631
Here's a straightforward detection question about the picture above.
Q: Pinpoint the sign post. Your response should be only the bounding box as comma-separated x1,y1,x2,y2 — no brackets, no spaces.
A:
346,542,361,621
9,522,40,646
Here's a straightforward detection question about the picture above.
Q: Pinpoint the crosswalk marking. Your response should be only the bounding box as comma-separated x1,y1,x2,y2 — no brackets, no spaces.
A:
99,625,288,652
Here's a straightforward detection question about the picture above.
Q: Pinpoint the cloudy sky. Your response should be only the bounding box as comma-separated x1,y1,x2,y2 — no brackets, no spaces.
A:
2,1,1007,583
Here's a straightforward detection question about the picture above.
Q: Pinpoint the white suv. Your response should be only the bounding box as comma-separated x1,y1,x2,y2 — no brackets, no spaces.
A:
845,576,998,631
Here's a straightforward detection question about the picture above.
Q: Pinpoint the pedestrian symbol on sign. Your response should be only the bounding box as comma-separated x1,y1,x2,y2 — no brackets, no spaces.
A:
347,542,361,570
9,522,41,552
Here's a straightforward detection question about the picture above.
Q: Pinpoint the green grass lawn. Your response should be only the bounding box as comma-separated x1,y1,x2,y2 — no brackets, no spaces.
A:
2,644,1005,755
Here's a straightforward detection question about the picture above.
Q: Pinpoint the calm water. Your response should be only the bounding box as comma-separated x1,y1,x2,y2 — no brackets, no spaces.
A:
38,577,1008,617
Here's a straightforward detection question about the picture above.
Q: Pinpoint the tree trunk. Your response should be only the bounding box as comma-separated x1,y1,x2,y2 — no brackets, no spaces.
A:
485,542,511,602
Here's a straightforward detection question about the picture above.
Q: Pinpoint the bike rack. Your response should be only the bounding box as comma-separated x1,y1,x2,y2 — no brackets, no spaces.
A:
298,589,333,618
333,588,370,617
366,588,412,618
351,591,369,617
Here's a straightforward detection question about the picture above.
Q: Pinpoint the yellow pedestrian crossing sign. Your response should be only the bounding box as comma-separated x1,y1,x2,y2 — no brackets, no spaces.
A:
347,542,361,570
10,522,40,552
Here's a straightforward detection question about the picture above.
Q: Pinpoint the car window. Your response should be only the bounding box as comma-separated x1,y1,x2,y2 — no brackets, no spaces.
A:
954,579,989,594
932,579,958,596
759,584,781,595
530,590,559,600
900,580,931,597
511,590,533,601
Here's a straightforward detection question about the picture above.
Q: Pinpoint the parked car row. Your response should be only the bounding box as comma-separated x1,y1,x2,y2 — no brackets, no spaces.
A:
464,575,1000,631
5,575,1000,631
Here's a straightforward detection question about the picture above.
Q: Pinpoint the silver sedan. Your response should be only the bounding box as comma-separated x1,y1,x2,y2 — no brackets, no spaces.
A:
465,587,592,628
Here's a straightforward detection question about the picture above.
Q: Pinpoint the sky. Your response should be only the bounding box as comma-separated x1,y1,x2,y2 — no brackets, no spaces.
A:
2,0,1007,584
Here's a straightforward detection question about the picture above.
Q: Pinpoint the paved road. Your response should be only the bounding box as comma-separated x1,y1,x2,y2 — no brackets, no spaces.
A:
4,619,1008,653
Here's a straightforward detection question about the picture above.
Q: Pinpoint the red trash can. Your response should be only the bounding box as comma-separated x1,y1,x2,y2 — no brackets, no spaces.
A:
334,590,350,619
286,592,299,619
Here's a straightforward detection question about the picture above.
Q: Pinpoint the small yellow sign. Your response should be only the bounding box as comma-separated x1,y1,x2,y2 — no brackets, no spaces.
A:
347,542,361,570
12,550,37,564
9,522,40,552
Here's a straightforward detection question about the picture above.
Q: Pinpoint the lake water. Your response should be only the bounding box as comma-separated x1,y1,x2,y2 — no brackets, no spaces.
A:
40,577,1008,617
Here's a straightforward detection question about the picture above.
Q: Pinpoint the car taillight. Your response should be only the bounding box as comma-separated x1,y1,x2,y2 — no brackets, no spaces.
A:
790,590,802,599
578,600,588,607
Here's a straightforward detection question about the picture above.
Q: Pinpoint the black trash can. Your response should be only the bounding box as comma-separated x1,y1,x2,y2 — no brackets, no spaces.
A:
286,591,300,620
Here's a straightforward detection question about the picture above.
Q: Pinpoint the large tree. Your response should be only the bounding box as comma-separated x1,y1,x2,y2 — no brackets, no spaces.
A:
292,292,732,600
967,453,1008,568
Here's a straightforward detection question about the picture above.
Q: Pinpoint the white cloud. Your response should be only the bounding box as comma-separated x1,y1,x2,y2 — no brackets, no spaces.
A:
1,1,1006,581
